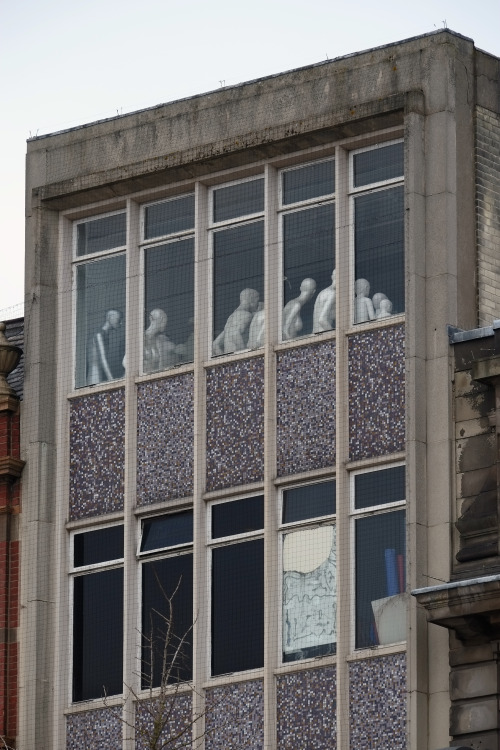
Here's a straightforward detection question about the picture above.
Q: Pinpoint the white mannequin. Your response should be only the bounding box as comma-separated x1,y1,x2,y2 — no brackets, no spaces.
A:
354,278,375,324
372,292,388,319
377,298,393,319
87,309,123,385
248,302,265,350
143,308,177,373
213,288,260,355
282,278,316,341
313,270,336,333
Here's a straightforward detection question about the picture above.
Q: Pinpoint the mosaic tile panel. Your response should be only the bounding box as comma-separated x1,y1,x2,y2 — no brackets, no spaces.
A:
205,679,264,750
277,666,337,749
66,708,122,750
70,389,125,520
349,652,407,750
135,693,192,750
206,358,264,491
137,375,194,506
349,325,405,461
277,341,336,477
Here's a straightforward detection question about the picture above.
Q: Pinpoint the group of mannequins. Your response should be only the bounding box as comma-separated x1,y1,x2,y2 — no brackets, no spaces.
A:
354,278,393,324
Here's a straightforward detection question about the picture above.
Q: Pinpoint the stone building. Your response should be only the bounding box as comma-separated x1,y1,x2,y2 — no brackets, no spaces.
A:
21,29,500,750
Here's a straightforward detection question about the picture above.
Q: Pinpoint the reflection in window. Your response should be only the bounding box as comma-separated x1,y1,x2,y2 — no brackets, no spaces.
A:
213,179,264,223
355,509,405,648
212,221,264,355
353,142,403,188
283,204,335,339
76,212,126,257
76,255,126,388
282,159,335,205
282,481,336,524
282,526,336,662
144,194,195,240
144,238,194,372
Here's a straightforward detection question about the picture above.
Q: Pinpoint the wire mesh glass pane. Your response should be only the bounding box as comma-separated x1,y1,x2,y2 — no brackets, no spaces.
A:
75,255,126,388
74,526,124,567
144,194,195,240
212,221,264,355
282,525,336,662
353,142,404,188
354,466,405,510
76,213,126,257
355,510,405,648
73,568,123,701
283,203,335,339
212,538,264,675
213,179,264,222
212,496,264,539
354,185,404,322
282,159,335,205
141,511,193,553
141,554,193,687
144,238,194,370
282,481,336,524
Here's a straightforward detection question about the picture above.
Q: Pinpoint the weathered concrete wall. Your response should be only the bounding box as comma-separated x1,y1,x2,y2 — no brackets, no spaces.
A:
477,107,500,327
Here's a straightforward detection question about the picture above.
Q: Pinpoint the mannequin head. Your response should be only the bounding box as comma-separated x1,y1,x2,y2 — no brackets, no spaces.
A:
355,278,370,297
105,309,122,329
239,288,260,313
299,278,317,300
147,308,168,334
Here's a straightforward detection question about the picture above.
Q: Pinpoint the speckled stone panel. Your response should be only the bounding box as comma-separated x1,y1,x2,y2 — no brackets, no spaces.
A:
70,389,125,520
206,358,264,491
137,375,194,505
277,666,337,749
348,325,405,461
135,693,192,749
349,653,407,750
205,679,264,750
277,341,336,477
66,708,122,750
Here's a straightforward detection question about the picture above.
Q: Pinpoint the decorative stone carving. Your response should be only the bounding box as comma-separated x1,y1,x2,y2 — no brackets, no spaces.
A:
0,322,22,398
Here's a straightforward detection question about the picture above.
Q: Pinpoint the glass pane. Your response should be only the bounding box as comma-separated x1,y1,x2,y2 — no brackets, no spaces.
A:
283,204,335,339
282,526,336,662
282,160,335,205
353,142,404,188
355,510,406,648
75,254,126,388
354,185,404,322
76,213,126,257
355,466,405,510
142,554,193,687
73,568,123,701
213,179,264,223
212,496,264,539
144,194,195,240
144,238,194,371
141,511,193,553
283,481,335,524
213,221,264,355
74,526,124,567
212,538,264,675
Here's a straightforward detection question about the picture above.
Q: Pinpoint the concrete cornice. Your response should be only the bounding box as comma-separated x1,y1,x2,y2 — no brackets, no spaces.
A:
0,457,25,479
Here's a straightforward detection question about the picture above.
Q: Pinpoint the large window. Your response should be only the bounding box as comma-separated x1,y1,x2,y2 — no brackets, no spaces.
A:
353,465,406,649
210,495,264,676
139,511,193,688
280,480,336,662
351,141,404,324
71,524,124,702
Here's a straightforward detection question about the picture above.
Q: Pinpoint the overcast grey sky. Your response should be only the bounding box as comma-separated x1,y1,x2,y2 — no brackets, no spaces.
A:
1,0,499,318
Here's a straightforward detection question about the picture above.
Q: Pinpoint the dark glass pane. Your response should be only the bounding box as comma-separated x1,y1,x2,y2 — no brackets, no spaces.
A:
76,213,126,257
282,481,336,524
353,142,404,187
355,466,405,510
355,510,406,649
73,568,123,701
213,179,264,223
74,525,124,567
282,160,335,205
213,221,264,352
212,496,264,539
282,526,336,662
141,511,193,553
354,186,404,319
212,539,264,675
283,204,335,339
144,238,194,370
76,254,126,388
144,194,195,240
142,554,193,687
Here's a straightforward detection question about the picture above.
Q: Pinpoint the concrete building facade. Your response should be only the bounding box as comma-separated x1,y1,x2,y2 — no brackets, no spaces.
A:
22,30,500,749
